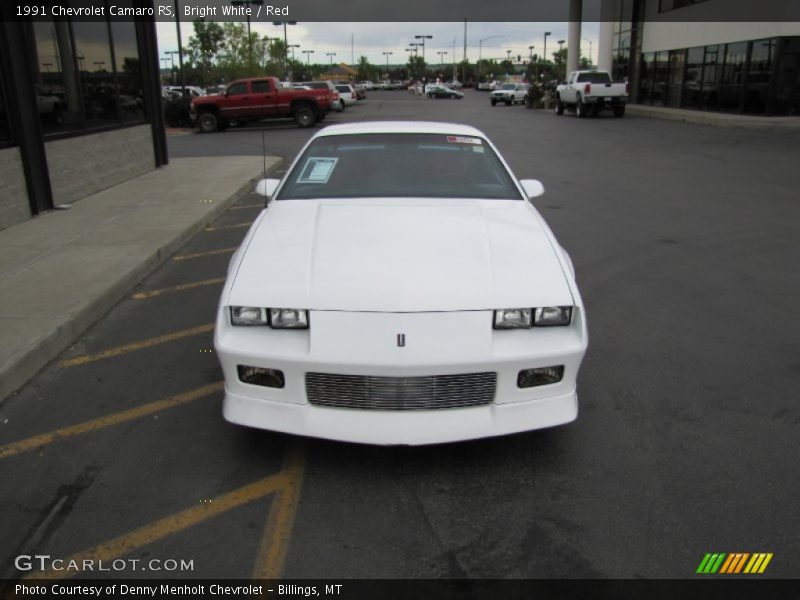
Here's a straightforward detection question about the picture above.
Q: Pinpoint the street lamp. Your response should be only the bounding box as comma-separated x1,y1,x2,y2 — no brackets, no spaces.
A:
414,34,433,62
543,31,551,63
437,50,447,65
94,61,106,72
302,49,314,66
326,52,336,65
583,38,593,67
231,0,263,67
409,42,422,56
288,44,300,61
478,35,504,81
382,50,393,71
557,39,565,52
273,20,298,78
506,49,512,61
528,45,535,61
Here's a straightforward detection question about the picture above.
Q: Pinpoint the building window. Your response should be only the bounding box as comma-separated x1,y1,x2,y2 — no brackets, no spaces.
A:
0,63,11,144
719,41,748,112
701,44,721,110
666,49,685,107
638,52,654,103
31,10,145,137
682,46,704,109
771,37,800,116
745,38,777,114
651,51,669,105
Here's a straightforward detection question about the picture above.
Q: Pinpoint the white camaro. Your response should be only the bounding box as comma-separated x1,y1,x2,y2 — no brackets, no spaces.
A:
215,121,588,445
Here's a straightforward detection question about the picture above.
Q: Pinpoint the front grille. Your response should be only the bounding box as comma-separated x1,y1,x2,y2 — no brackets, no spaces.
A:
305,372,496,411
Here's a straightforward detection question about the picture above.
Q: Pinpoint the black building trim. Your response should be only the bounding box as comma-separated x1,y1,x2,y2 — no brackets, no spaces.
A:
136,2,167,168
0,16,53,215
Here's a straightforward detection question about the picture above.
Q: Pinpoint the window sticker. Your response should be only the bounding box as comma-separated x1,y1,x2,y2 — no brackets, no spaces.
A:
472,146,485,154
446,135,482,145
297,157,339,184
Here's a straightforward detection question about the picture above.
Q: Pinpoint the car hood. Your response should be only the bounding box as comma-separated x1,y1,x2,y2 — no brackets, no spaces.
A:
228,199,573,312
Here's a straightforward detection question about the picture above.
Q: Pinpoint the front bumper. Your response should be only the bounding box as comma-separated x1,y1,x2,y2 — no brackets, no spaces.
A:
215,309,587,445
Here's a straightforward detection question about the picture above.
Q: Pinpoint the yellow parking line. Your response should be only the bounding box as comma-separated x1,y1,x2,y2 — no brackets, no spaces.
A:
252,441,307,579
59,323,215,368
205,222,252,231
132,277,225,299
0,382,223,460
24,472,289,581
172,247,238,261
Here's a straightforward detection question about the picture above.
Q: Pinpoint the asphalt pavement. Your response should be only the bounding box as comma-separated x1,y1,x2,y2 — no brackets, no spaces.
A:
1,90,798,583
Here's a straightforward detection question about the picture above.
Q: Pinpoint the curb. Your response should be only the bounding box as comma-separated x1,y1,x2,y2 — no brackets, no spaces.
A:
0,160,282,404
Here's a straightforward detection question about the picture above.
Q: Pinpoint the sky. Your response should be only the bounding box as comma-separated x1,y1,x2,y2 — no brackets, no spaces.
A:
155,21,601,67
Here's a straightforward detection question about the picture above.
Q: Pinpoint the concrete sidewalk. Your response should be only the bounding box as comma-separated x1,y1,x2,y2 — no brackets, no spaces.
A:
626,104,800,130
0,155,280,402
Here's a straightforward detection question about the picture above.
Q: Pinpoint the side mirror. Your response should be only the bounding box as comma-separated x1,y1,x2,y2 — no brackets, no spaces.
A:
519,179,545,199
255,178,280,198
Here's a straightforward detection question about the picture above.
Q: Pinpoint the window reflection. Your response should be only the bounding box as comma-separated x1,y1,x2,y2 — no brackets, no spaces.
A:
112,0,145,122
0,63,10,142
33,21,83,133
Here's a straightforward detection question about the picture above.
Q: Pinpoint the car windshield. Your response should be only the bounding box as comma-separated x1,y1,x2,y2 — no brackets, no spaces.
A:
501,84,516,90
577,72,612,83
277,133,523,201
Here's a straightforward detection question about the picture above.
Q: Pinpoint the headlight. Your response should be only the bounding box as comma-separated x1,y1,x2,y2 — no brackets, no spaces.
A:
269,308,309,329
493,308,532,329
230,307,309,329
493,306,573,329
230,306,268,326
534,306,572,326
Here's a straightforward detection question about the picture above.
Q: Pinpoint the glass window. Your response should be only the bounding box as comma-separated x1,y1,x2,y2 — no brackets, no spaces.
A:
682,46,704,108
0,64,11,143
701,44,721,110
771,37,800,116
719,41,748,112
577,72,612,84
651,51,669,105
72,21,117,127
278,133,523,201
745,38,776,114
252,80,272,93
638,52,654,104
33,21,83,133
111,5,145,124
667,49,685,107
227,82,247,95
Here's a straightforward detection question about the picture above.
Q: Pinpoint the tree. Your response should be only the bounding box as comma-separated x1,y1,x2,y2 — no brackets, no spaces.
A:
184,19,225,86
407,55,426,81
356,56,376,82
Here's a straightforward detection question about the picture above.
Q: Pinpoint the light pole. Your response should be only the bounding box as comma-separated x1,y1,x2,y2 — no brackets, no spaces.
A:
583,38,593,67
543,31,551,64
414,34,432,63
382,51,393,72
528,45,535,61
273,20,298,78
326,52,336,65
409,42,422,56
478,35,504,81
558,39,565,52
437,50,447,66
231,0,264,67
288,44,300,61
302,49,314,66
506,49,512,62
94,61,105,72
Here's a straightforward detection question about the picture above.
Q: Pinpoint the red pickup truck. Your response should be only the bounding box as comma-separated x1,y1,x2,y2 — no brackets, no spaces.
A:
190,77,333,132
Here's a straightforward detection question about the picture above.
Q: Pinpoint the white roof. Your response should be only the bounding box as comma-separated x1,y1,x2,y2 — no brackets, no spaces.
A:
315,121,486,138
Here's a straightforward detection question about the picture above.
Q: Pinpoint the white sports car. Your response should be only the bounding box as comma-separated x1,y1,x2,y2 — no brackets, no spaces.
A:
215,121,587,445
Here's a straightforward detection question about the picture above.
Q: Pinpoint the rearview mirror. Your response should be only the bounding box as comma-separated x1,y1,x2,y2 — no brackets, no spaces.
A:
519,179,545,199
255,178,280,198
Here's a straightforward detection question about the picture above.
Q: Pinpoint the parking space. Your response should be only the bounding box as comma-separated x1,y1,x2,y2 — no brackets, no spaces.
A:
2,90,799,580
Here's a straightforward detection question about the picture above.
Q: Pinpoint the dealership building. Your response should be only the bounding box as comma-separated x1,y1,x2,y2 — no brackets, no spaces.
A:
595,0,800,115
0,1,165,231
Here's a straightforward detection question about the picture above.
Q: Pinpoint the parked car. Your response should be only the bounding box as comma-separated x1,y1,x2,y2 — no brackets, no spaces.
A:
335,84,358,107
555,70,630,118
190,77,333,131
490,83,528,106
353,84,367,100
426,85,464,99
35,86,62,124
215,121,587,445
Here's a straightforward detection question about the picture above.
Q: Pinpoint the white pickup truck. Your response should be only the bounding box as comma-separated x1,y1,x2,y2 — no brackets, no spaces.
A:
490,83,528,106
555,70,629,118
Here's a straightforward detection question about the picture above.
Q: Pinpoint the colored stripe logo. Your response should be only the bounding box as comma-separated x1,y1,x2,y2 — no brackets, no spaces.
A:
696,553,773,574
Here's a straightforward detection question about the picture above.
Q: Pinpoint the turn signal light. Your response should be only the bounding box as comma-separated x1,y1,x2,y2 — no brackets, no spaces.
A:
517,366,564,388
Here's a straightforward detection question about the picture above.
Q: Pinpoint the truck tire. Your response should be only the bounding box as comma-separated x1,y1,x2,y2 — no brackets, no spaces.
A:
555,96,564,115
613,106,626,118
576,96,587,118
293,104,315,128
198,112,219,133
491,99,497,106
505,100,512,106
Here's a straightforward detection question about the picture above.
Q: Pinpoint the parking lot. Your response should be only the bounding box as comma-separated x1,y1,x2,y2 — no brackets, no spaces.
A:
2,89,799,580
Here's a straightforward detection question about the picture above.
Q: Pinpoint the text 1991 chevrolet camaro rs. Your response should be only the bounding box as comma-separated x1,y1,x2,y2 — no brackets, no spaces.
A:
214,121,587,445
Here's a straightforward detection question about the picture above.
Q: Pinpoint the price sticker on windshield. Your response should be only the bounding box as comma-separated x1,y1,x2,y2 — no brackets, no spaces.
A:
297,157,338,184
446,136,482,145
